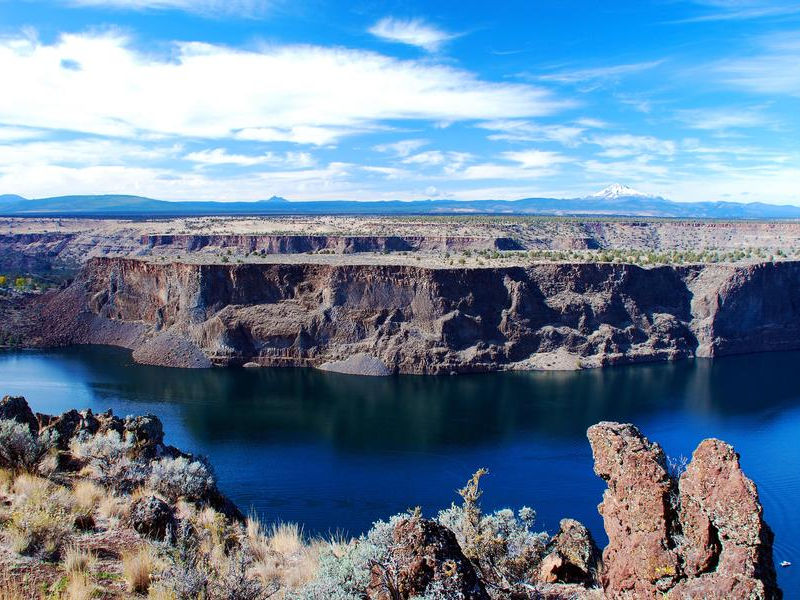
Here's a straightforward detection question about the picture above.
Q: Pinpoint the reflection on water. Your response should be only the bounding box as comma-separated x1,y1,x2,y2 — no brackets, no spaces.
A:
1,346,799,592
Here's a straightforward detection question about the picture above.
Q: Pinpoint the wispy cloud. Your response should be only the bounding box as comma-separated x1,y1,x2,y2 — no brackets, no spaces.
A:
589,134,677,158
675,107,770,130
373,138,428,157
184,148,315,168
477,120,587,146
368,18,457,51
538,60,664,85
672,0,800,23
402,150,472,174
66,0,272,18
714,32,800,96
0,138,179,167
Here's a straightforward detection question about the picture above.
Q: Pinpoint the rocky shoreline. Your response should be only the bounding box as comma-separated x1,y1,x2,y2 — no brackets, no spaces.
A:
11,256,800,374
0,395,782,598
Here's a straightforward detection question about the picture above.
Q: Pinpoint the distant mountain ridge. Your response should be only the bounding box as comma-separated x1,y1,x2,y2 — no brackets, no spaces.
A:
2,186,800,219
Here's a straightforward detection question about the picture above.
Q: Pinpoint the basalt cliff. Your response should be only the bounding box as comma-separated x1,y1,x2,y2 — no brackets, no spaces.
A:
16,256,800,374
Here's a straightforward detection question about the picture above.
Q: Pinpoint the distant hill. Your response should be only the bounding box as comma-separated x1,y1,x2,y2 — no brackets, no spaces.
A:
2,186,800,219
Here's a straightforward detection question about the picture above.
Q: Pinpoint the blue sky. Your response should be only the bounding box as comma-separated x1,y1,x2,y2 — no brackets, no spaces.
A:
0,0,798,203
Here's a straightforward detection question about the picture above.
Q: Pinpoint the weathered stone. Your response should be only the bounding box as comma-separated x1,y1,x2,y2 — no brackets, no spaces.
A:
42,409,101,449
539,518,600,586
0,395,39,435
367,517,488,600
588,423,782,599
95,409,124,436
672,438,781,599
124,414,164,451
129,495,175,541
587,422,680,596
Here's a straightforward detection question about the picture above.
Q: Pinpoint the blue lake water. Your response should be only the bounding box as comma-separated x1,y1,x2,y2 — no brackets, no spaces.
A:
0,346,798,594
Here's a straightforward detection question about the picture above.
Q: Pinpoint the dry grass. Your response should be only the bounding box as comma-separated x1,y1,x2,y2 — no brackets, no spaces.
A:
0,467,13,493
97,494,128,522
12,473,50,499
62,544,96,575
7,474,73,558
246,517,319,596
64,572,98,600
146,585,178,600
72,481,104,514
267,522,304,556
0,572,29,600
122,546,159,593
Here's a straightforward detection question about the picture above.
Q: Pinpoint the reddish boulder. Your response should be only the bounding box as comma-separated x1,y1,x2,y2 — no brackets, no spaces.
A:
539,518,601,586
671,438,781,599
367,516,488,600
587,422,680,596
588,423,781,599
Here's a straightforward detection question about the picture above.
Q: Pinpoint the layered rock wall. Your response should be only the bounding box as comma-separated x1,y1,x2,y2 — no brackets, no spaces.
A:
28,257,800,373
142,234,523,253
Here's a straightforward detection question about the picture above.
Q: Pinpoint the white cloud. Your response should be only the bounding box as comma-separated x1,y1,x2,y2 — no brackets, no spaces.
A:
478,120,586,146
65,0,271,18
368,18,456,52
0,126,47,142
589,134,676,158
373,138,428,157
583,157,670,179
502,149,568,169
453,150,568,180
0,161,357,201
184,148,315,168
360,165,410,180
0,138,178,167
0,32,564,146
402,150,472,174
402,150,447,166
675,107,769,130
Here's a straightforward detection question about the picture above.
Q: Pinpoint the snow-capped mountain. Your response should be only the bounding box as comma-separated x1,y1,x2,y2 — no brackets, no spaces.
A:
590,184,654,200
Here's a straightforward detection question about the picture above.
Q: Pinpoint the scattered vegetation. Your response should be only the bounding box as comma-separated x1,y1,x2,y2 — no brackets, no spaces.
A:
0,419,57,471
123,546,159,593
148,456,215,502
0,416,557,600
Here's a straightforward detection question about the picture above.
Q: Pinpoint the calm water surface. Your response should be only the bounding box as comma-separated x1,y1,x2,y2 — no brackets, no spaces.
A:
1,346,798,594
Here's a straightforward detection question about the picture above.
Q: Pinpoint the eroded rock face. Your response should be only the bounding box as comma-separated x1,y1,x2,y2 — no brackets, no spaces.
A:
671,438,780,599
123,414,164,455
588,422,781,599
41,408,101,449
587,422,680,596
0,395,40,435
367,517,488,600
30,257,800,374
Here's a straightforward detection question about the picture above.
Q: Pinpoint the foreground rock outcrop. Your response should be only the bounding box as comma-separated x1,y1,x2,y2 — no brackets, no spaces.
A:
19,257,800,374
588,422,780,599
367,517,489,600
0,395,782,598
